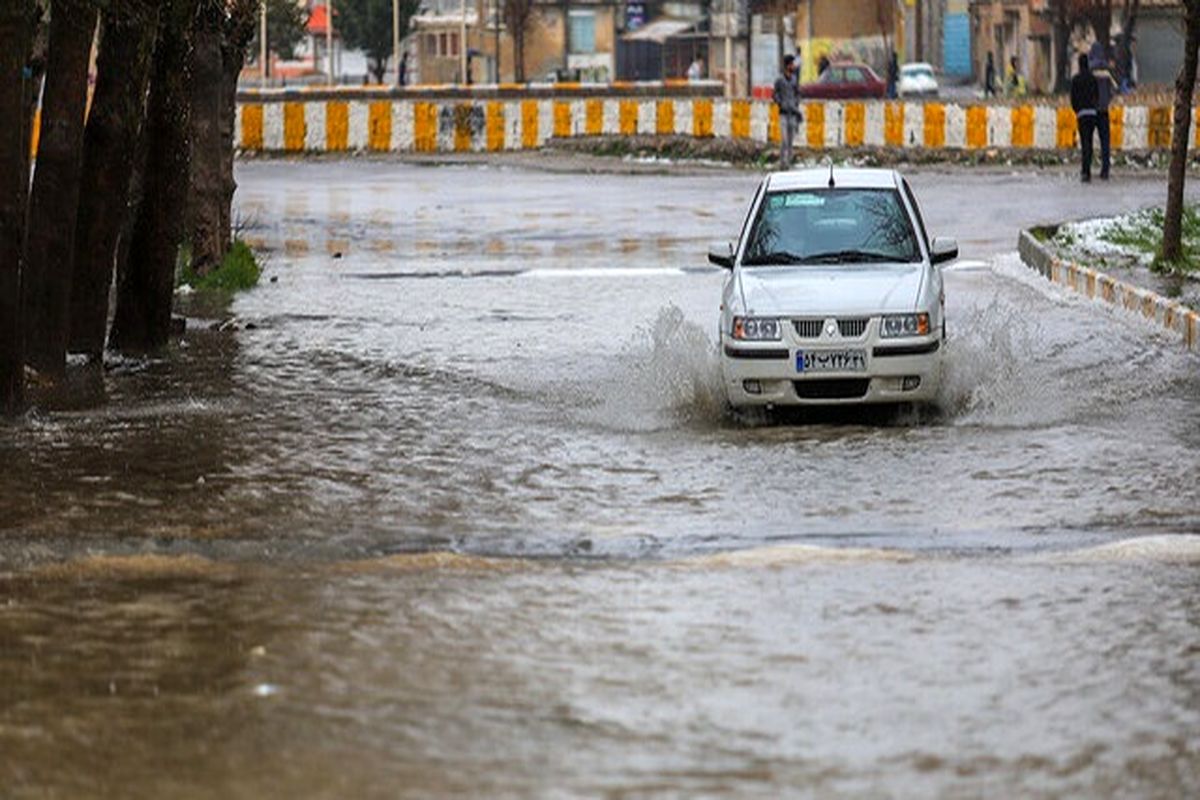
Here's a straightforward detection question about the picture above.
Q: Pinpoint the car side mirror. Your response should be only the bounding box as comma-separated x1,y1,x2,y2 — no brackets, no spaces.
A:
931,236,958,265
708,241,735,269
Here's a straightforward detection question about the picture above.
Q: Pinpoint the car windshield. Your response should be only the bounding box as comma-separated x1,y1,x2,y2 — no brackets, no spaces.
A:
903,66,934,79
741,188,922,266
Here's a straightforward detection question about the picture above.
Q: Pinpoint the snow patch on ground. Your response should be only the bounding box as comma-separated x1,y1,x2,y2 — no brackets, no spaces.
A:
1052,212,1156,268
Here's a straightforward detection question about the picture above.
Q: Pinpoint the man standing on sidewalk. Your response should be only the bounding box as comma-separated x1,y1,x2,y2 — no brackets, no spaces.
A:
773,54,802,169
1071,53,1099,183
1091,48,1118,180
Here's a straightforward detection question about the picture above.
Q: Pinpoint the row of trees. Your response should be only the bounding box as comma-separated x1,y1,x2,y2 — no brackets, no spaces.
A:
0,0,264,416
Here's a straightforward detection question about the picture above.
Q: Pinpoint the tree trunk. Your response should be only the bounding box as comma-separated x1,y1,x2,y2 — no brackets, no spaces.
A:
514,27,525,82
1120,0,1140,87
22,0,96,376
220,1,259,259
1053,5,1072,94
69,0,160,359
188,0,225,276
109,0,200,354
0,1,35,414
1162,1,1200,264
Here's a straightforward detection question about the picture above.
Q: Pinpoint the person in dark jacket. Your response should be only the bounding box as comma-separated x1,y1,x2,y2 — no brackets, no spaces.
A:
773,54,802,169
1071,53,1099,182
1091,48,1117,180
984,52,996,97
886,51,899,99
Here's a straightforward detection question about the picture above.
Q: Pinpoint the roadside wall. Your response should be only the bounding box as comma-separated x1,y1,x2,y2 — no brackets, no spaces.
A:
230,93,1197,155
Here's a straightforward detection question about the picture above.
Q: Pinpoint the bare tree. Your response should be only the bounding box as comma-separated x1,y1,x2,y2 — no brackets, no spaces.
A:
1161,0,1200,264
22,0,97,375
189,0,227,275
110,0,202,353
0,0,37,413
219,1,262,258
69,0,161,359
503,0,536,82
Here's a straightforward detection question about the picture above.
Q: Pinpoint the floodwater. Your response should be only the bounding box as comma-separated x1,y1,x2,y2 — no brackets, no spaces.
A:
2,160,1199,797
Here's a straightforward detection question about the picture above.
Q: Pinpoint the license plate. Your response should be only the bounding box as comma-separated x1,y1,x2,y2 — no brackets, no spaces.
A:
796,349,867,373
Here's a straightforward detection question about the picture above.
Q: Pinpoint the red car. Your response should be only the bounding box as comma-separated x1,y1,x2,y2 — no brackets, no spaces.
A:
798,63,887,100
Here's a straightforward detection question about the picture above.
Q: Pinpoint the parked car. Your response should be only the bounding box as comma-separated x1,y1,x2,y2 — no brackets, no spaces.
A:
797,63,886,100
708,168,957,409
898,62,939,98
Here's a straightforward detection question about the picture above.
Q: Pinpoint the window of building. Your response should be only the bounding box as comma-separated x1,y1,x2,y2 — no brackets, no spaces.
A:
569,10,596,55
438,32,448,57
449,32,459,57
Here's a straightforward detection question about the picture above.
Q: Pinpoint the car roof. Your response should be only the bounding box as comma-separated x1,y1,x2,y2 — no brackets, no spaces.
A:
764,168,900,192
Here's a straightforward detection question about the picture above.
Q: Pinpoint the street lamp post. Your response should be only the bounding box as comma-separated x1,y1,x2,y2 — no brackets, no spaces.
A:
260,0,268,87
460,0,468,84
393,0,400,85
327,0,335,85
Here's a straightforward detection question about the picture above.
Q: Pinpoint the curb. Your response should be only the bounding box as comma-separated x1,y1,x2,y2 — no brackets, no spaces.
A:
1017,229,1199,351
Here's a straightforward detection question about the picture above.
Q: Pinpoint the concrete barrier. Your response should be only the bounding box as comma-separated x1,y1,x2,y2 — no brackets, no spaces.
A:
230,95,1194,156
1018,229,1199,352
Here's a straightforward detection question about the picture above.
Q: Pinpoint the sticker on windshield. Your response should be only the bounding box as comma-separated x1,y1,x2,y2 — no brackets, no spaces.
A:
769,193,825,209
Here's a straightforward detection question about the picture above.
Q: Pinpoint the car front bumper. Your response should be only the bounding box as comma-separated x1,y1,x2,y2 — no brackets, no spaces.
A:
721,337,943,407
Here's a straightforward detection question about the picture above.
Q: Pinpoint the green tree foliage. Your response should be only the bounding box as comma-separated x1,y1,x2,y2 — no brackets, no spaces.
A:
337,0,421,83
249,0,308,62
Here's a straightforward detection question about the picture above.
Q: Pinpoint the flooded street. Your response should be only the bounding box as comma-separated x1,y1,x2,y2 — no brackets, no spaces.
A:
2,160,1199,797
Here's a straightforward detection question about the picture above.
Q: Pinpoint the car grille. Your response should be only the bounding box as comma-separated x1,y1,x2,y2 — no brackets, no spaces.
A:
792,318,870,339
793,379,871,400
837,318,869,338
792,319,824,338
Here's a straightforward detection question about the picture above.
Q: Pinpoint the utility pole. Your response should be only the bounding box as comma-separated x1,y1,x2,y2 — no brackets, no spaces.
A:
393,0,400,85
915,0,923,62
260,0,268,86
327,0,335,85
460,0,468,83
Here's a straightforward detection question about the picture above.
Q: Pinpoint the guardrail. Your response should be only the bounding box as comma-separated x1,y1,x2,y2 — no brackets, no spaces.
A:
232,96,1193,154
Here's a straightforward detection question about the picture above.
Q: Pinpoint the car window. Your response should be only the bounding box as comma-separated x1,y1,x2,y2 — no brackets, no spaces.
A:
822,68,845,84
847,68,866,83
742,188,922,265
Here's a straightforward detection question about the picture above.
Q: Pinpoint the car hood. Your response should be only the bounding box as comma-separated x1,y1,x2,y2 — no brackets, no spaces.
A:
737,265,925,316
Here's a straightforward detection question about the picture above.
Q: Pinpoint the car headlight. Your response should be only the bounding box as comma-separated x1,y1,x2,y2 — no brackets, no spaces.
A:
880,313,930,338
731,316,781,341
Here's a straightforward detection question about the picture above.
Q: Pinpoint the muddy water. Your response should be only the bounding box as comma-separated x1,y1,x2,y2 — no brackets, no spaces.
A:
2,162,1199,797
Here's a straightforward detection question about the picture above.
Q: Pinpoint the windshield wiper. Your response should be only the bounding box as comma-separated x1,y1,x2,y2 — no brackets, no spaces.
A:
741,251,805,266
799,249,903,264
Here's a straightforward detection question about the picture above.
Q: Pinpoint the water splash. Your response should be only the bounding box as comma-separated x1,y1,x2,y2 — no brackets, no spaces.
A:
937,298,1051,426
577,304,727,432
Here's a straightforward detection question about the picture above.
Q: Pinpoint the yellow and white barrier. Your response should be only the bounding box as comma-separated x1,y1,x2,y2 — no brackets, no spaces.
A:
232,97,1195,155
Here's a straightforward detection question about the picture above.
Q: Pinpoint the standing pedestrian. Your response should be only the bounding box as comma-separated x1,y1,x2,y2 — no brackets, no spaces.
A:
1091,48,1117,180
686,54,705,81
773,54,802,169
984,52,996,98
1070,53,1099,183
1006,56,1026,97
398,51,409,87
886,50,899,99
817,54,831,77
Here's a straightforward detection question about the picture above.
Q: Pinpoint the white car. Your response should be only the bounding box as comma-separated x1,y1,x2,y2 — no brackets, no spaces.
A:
898,62,939,98
710,168,956,408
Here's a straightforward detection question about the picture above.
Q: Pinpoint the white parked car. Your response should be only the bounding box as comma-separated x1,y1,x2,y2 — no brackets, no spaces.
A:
710,168,956,409
898,62,939,98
